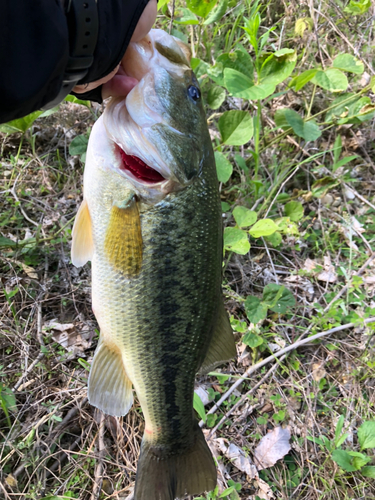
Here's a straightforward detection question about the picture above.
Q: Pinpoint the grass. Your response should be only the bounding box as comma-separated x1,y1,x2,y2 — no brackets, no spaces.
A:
1,0,375,499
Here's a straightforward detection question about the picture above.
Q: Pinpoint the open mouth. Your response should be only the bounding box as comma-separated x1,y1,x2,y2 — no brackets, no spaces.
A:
118,146,165,184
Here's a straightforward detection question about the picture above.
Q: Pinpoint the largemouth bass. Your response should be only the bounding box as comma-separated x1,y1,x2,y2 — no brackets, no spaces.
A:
71,29,236,500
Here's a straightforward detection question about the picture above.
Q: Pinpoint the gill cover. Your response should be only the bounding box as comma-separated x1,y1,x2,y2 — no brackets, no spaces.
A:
104,29,213,188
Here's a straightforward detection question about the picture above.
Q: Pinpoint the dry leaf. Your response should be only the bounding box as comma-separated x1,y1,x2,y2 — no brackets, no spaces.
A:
194,386,211,406
43,319,92,354
303,258,317,272
317,256,337,283
312,362,326,382
255,478,275,499
5,474,17,488
215,438,257,479
254,426,291,470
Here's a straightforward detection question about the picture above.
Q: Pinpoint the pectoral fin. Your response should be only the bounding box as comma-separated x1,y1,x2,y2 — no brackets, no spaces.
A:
88,338,133,417
104,197,143,277
71,199,94,267
199,299,236,375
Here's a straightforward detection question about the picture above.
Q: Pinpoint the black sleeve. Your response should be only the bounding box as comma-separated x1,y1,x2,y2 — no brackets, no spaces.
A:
0,0,150,123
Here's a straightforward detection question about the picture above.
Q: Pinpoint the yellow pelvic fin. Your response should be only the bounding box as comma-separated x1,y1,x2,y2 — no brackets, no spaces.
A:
199,299,237,375
71,199,94,267
88,338,133,417
104,197,143,277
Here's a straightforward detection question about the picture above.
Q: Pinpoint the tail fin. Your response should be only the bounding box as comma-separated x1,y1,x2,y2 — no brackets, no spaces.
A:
134,424,216,500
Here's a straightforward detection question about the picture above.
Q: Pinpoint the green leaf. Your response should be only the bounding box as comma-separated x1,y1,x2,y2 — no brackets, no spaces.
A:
186,0,217,18
206,413,217,428
361,466,375,478
193,392,206,422
224,227,250,255
334,415,345,446
294,17,313,37
262,283,295,313
333,155,358,172
244,296,268,324
333,135,342,165
224,68,274,99
208,50,254,87
358,421,375,450
249,219,278,238
265,231,282,247
348,452,371,470
313,69,348,92
242,332,263,348
333,54,364,75
207,86,226,110
0,385,17,412
191,58,210,78
275,217,297,236
233,206,257,228
290,69,318,91
284,201,304,222
224,68,253,95
332,449,357,472
218,110,253,146
174,7,199,25
64,95,91,108
171,29,189,44
203,0,228,24
274,109,321,141
215,152,233,183
69,134,89,156
0,110,43,134
344,0,371,15
157,0,169,9
0,236,17,248
260,49,297,86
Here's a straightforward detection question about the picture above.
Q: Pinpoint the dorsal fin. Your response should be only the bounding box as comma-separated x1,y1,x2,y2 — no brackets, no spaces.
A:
71,199,94,267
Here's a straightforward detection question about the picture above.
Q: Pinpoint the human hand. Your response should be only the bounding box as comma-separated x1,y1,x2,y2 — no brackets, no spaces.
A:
72,0,157,99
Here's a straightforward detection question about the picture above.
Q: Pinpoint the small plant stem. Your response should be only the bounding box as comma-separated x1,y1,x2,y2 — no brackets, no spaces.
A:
196,23,202,58
190,25,196,58
199,316,375,426
307,84,317,118
253,100,261,183
168,0,175,34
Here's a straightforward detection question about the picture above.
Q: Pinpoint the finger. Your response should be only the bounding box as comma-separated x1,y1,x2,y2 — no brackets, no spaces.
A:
101,75,139,99
73,64,120,94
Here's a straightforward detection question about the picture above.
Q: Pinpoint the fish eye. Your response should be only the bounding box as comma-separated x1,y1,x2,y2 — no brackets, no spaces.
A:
188,85,201,101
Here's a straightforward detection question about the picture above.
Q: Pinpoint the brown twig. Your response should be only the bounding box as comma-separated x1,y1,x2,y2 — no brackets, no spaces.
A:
199,316,375,425
90,412,106,500
207,355,286,435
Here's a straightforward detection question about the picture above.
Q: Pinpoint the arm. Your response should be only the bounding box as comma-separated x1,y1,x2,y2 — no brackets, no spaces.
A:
0,0,152,123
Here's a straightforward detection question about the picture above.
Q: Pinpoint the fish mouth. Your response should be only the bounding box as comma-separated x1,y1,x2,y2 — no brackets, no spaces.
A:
117,145,166,185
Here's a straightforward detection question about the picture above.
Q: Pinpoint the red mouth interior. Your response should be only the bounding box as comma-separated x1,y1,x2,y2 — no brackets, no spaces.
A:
119,147,164,184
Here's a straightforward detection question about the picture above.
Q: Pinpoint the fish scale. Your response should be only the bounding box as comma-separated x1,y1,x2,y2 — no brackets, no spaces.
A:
71,28,236,500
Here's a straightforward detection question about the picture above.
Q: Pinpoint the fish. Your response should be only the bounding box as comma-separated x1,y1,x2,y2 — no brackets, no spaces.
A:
71,29,236,500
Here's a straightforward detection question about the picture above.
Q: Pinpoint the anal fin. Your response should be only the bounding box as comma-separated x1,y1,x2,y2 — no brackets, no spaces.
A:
71,199,94,267
88,338,133,417
199,299,236,375
104,197,142,277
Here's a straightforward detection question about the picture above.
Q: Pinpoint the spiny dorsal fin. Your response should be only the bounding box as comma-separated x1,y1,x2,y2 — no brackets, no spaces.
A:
71,199,94,267
199,299,236,375
88,338,133,417
104,198,143,277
